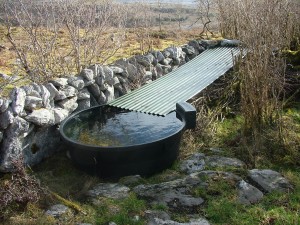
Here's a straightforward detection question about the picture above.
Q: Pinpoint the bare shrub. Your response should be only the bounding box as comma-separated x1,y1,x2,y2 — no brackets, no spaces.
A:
0,158,43,215
1,0,126,82
216,0,300,165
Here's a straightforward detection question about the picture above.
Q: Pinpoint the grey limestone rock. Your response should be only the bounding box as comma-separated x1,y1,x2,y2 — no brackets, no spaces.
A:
57,85,78,99
77,99,90,111
248,169,293,193
0,99,10,113
119,175,144,187
105,84,115,102
45,83,59,99
200,40,220,49
220,39,241,47
53,108,69,124
88,83,101,98
24,96,43,111
45,204,70,218
87,183,130,200
80,68,94,81
0,106,14,129
49,77,68,87
133,176,205,213
161,58,173,66
237,180,264,205
57,96,78,113
194,170,242,182
77,88,90,100
205,155,245,169
97,91,107,104
149,218,210,225
67,76,85,90
25,108,55,126
180,153,206,174
110,66,124,74
39,85,51,108
182,45,196,55
22,85,41,98
10,87,26,115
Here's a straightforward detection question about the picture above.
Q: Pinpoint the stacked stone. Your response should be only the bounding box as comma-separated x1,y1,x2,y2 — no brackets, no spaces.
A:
0,39,239,172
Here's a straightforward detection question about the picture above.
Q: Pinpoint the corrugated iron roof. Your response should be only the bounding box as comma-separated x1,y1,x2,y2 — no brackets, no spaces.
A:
108,47,242,116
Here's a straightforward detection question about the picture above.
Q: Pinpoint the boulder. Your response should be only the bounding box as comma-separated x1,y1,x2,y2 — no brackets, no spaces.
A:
248,169,293,193
22,125,61,166
237,180,264,205
22,85,41,98
182,45,196,55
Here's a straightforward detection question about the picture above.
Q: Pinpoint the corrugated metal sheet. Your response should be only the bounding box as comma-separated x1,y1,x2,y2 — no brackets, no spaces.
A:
108,47,242,116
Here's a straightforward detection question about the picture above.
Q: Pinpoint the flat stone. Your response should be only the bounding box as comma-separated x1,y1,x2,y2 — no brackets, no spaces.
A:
149,218,210,225
248,169,293,193
180,153,206,174
25,108,55,126
237,180,264,205
49,78,68,87
45,204,70,218
220,39,241,47
119,175,144,187
205,155,245,168
87,183,130,200
144,210,171,222
10,87,26,115
194,170,242,182
133,176,205,213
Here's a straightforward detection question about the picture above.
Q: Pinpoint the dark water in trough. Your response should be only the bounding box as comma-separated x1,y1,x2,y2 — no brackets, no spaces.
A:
63,106,183,147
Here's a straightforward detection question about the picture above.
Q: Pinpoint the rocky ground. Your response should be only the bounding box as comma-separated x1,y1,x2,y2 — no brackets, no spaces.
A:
44,149,293,225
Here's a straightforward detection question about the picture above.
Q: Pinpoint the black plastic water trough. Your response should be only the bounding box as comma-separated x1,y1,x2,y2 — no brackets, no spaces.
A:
59,102,196,179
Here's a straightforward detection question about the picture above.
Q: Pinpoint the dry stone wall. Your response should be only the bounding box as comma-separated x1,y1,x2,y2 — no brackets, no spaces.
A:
0,39,240,172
